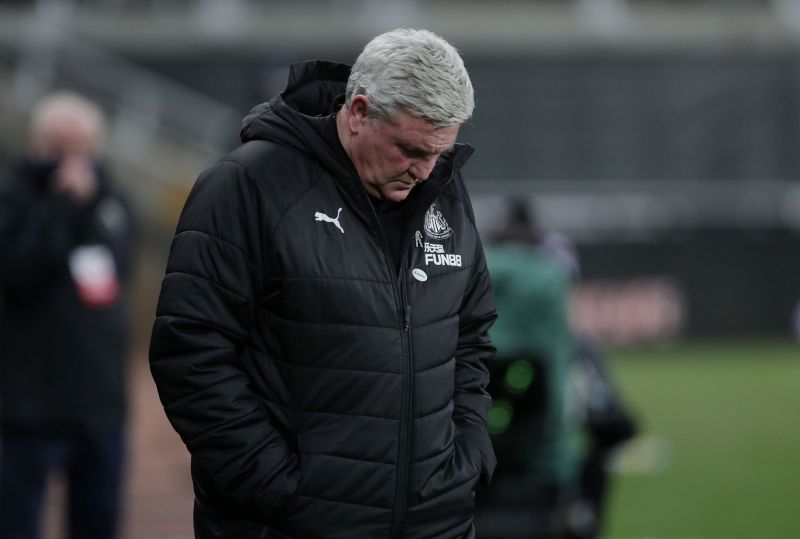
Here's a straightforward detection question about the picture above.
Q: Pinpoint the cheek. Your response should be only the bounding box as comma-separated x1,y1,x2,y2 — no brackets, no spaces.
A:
366,140,409,178
384,149,410,172
368,143,397,168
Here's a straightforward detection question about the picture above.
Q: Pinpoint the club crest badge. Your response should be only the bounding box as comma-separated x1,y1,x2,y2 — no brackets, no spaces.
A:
423,203,453,240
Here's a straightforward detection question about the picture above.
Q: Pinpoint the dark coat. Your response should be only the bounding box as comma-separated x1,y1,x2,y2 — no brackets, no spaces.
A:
149,61,497,539
0,158,135,435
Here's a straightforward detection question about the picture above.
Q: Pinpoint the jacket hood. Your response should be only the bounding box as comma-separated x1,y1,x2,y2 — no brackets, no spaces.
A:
240,60,355,181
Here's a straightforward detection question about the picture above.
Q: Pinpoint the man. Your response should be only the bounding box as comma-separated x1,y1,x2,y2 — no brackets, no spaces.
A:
476,201,577,539
478,201,637,539
149,28,497,538
0,92,135,539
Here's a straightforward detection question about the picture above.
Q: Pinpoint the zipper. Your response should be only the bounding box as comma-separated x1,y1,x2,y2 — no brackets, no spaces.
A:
360,156,462,537
389,261,413,539
386,181,455,538
360,193,413,538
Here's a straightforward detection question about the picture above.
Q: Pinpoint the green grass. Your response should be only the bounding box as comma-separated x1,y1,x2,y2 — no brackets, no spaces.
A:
603,339,800,539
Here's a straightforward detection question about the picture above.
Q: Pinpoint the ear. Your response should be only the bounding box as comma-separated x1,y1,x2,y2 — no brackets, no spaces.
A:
347,95,371,134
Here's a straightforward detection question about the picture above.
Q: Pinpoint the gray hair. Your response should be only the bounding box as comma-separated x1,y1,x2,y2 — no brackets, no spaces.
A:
345,28,474,127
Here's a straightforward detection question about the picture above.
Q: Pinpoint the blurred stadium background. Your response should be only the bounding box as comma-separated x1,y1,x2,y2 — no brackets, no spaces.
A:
0,1,798,538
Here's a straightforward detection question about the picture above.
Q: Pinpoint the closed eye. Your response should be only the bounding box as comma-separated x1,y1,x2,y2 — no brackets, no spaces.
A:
397,143,431,159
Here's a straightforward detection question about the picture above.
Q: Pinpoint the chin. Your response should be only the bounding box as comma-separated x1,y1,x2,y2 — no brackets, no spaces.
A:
385,190,411,203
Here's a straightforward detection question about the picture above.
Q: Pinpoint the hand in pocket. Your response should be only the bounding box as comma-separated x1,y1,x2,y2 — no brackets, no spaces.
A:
419,432,483,500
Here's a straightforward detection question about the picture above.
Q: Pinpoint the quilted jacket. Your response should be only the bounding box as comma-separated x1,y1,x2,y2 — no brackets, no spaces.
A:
149,61,497,539
0,159,134,435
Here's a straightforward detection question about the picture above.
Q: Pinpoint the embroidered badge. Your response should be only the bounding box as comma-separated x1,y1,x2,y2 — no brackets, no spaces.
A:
423,203,452,240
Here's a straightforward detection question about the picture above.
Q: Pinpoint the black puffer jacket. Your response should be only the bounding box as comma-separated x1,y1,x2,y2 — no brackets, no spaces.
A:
0,159,135,435
150,61,497,539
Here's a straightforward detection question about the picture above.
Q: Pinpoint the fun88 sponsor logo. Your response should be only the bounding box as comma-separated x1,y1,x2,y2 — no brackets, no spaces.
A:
423,242,462,267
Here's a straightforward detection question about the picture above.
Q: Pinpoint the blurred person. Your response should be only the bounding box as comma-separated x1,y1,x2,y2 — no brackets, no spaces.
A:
476,200,578,539
149,29,497,538
476,200,636,539
562,339,637,539
534,212,637,539
0,92,136,539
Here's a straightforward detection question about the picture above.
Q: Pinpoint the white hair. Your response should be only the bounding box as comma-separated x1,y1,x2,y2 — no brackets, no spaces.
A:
29,91,107,153
345,28,474,127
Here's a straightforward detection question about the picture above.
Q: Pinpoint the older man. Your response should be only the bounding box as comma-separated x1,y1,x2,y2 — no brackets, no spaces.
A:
0,92,135,539
150,28,497,538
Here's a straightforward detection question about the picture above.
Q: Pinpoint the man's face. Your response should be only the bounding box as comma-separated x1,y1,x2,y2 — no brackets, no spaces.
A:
346,97,460,203
29,113,101,201
30,114,98,162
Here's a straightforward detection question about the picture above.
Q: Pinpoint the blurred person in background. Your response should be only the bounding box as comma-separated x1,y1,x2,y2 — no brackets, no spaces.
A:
0,92,136,539
476,200,578,539
476,200,636,539
535,212,637,539
149,28,497,539
563,338,637,539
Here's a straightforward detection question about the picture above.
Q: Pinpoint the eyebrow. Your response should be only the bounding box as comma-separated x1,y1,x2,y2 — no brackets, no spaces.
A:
396,141,454,157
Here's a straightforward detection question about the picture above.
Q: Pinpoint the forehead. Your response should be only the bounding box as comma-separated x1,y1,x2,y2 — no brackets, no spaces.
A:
378,111,459,150
34,119,97,156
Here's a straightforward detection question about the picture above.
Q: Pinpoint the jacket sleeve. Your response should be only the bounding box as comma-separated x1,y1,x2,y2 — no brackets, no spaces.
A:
453,230,498,485
149,160,300,520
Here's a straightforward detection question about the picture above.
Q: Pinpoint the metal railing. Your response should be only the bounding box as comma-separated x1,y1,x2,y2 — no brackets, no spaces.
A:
0,0,242,187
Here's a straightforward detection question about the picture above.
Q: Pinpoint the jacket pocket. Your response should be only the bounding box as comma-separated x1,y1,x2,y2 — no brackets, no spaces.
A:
457,423,497,486
418,431,482,501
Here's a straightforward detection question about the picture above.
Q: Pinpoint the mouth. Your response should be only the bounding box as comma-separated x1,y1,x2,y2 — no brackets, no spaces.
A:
392,180,415,189
396,176,419,186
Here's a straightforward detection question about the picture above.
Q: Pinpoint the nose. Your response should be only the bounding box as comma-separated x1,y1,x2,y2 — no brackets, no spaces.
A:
408,156,438,182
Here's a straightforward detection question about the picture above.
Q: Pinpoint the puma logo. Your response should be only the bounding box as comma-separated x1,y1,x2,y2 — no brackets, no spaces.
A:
314,208,344,234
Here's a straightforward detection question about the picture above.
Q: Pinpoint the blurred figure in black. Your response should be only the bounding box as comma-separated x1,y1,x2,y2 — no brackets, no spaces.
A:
476,199,636,539
561,338,637,539
536,220,637,539
0,92,136,539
